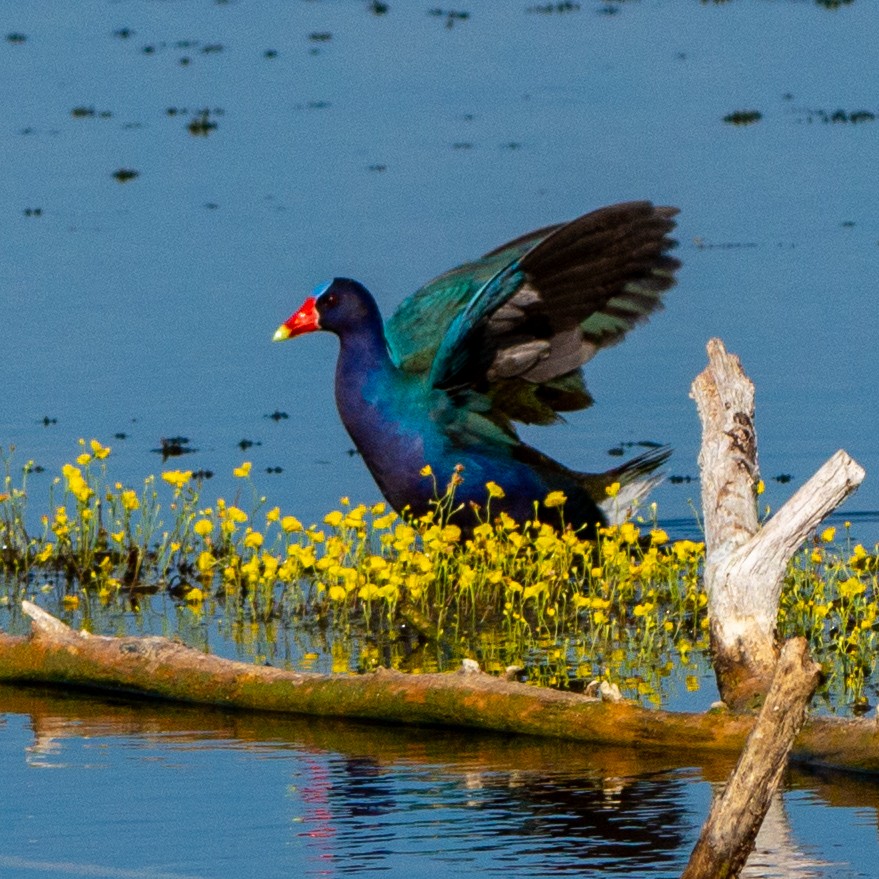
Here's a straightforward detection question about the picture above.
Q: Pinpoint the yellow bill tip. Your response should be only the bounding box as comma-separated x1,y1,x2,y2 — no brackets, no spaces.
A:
272,324,292,342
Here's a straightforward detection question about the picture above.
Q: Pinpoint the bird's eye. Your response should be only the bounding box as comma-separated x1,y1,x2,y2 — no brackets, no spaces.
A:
325,293,338,307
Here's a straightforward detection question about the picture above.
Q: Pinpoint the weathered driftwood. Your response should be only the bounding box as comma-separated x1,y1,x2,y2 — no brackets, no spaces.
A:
691,339,865,709
0,601,753,750
3,602,879,773
682,637,821,879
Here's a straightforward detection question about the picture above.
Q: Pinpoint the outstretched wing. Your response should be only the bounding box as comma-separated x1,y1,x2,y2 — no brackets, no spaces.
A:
429,202,679,427
385,223,562,374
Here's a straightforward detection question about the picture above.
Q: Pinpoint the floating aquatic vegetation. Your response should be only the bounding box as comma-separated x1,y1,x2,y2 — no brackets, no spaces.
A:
798,108,876,124
723,110,762,126
1,442,876,710
112,168,139,183
527,2,581,13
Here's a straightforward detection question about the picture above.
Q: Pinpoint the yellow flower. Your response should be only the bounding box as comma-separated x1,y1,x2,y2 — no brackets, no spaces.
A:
543,490,567,508
162,470,192,489
366,555,388,573
838,577,865,600
756,479,765,495
393,523,416,550
673,539,704,562
441,524,461,544
61,594,80,610
343,505,367,529
324,510,344,527
358,582,382,601
419,464,433,477
820,526,836,543
76,452,92,466
233,461,252,478
34,544,54,564
90,439,111,459
120,489,140,512
619,522,640,545
243,529,264,549
62,464,93,503
226,506,248,524
266,506,281,523
194,519,213,537
650,528,668,545
281,515,302,533
197,550,216,575
605,481,621,498
373,512,396,530
485,481,505,499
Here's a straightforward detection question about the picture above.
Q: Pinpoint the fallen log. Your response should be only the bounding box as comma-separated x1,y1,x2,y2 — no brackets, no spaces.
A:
691,339,865,709
2,601,879,773
682,637,821,879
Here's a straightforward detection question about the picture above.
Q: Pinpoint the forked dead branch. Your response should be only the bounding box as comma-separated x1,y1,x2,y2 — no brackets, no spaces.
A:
691,339,865,709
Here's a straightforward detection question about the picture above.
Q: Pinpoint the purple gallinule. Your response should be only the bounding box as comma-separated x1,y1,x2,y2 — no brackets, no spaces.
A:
275,201,680,534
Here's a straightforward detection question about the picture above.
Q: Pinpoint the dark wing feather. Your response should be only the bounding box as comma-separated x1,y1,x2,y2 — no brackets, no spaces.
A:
385,224,562,373
429,202,679,425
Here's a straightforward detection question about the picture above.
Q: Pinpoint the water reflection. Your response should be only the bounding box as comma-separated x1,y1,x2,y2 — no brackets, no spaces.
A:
0,686,877,878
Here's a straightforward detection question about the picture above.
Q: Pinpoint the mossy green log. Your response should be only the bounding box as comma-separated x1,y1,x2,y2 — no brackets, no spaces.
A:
1,602,878,772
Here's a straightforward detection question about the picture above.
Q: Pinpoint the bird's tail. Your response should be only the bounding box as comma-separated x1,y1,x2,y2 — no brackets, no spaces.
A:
581,446,672,526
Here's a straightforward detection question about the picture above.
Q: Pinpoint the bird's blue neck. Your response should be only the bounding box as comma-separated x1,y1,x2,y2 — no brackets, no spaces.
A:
333,320,430,510
334,316,395,399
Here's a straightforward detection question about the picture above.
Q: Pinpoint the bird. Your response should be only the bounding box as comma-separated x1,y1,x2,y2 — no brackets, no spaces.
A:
274,201,680,536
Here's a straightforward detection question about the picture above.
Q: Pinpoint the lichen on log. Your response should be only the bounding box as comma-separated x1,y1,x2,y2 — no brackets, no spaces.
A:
3,602,879,774
0,601,754,751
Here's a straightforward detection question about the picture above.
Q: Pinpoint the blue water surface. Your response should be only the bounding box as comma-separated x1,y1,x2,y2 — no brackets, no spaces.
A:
1,688,878,879
1,0,877,539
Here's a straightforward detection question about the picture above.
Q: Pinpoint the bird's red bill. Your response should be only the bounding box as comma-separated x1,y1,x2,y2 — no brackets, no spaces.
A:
273,296,320,341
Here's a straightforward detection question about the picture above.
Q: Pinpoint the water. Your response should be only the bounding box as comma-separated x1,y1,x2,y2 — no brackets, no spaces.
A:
1,0,877,540
2,3,879,873
1,686,878,879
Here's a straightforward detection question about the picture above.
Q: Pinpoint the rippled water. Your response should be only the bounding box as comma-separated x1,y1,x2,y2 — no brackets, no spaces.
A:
1,0,878,540
2,3,878,874
1,687,878,879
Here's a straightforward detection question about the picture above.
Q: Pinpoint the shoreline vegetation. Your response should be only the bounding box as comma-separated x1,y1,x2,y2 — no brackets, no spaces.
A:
1,434,876,712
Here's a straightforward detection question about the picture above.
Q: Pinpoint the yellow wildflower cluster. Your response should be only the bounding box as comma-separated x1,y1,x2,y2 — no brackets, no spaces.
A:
2,443,879,709
779,527,879,706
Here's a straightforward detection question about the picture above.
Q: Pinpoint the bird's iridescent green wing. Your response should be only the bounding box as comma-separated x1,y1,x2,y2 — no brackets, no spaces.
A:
428,202,680,428
384,223,561,374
